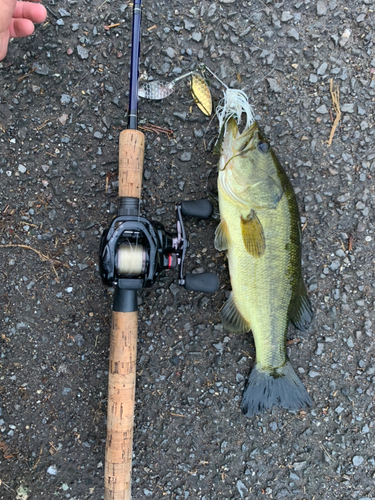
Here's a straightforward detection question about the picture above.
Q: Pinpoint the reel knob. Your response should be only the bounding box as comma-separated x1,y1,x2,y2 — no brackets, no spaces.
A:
180,199,213,219
184,272,219,294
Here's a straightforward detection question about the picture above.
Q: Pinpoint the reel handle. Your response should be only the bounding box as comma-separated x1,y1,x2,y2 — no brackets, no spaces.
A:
184,272,219,293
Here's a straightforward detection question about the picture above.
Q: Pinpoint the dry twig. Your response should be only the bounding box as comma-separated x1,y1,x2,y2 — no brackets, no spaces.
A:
139,123,174,139
0,243,67,282
327,79,341,146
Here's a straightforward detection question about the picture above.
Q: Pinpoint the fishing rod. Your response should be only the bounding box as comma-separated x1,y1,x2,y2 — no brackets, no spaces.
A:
99,1,219,498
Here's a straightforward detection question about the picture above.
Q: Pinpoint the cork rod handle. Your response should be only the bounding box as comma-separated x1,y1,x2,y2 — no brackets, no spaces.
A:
104,311,138,500
118,129,145,199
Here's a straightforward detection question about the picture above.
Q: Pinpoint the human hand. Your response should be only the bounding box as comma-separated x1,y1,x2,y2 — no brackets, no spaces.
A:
0,0,47,61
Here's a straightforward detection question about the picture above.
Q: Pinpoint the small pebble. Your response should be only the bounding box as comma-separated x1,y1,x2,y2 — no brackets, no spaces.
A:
317,0,327,16
180,152,192,162
352,456,364,466
47,465,58,475
77,45,89,60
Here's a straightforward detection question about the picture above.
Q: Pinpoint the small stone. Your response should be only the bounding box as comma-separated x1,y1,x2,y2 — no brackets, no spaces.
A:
317,0,327,16
352,456,364,466
18,164,27,173
362,424,369,434
236,480,248,499
358,106,366,115
340,28,351,47
267,78,282,93
329,260,340,271
49,209,57,221
143,490,153,497
309,371,320,378
66,287,73,293
192,32,202,42
287,28,299,41
32,63,50,75
94,131,103,139
58,8,70,16
293,461,307,471
184,19,195,31
315,343,324,355
309,74,318,83
61,94,71,105
281,11,293,22
269,422,278,431
346,336,354,348
165,47,175,58
160,62,171,73
56,19,64,26
180,152,192,162
77,45,89,60
67,48,73,56
230,51,241,65
71,23,80,31
341,103,355,113
316,104,328,114
207,3,217,16
59,113,69,125
317,62,328,75
47,465,58,475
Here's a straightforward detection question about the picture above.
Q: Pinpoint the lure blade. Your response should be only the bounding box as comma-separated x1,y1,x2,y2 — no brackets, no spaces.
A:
190,74,212,116
138,81,175,100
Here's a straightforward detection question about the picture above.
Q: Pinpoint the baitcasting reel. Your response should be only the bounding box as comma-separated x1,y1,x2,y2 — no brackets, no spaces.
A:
99,198,219,297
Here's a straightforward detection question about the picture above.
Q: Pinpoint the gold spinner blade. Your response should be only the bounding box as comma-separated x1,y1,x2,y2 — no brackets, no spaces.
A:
190,74,212,116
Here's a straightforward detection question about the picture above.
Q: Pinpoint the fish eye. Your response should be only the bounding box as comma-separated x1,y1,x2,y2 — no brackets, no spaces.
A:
257,141,270,154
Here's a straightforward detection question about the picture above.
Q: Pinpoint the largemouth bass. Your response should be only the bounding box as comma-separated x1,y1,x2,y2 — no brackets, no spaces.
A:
215,90,313,416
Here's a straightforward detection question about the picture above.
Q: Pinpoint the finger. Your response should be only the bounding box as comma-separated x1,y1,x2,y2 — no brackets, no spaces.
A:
13,2,47,24
0,31,11,61
0,0,17,33
9,18,35,38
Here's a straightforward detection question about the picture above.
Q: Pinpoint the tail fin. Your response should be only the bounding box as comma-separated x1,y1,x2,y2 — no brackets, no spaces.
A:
241,361,312,417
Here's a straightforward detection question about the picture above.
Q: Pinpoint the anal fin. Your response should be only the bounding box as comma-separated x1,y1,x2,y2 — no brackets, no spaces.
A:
221,294,251,333
289,279,314,331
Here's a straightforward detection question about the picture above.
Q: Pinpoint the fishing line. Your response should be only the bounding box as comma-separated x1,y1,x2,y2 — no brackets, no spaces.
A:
117,244,146,276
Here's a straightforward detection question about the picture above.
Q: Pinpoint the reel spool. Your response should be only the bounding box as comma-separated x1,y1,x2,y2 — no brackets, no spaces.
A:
116,243,147,277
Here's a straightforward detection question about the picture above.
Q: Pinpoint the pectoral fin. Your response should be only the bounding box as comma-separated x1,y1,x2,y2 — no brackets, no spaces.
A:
214,220,230,251
221,294,251,333
241,210,266,258
289,279,314,331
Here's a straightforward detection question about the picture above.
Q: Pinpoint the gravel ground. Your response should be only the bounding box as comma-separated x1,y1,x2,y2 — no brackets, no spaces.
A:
1,0,375,499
